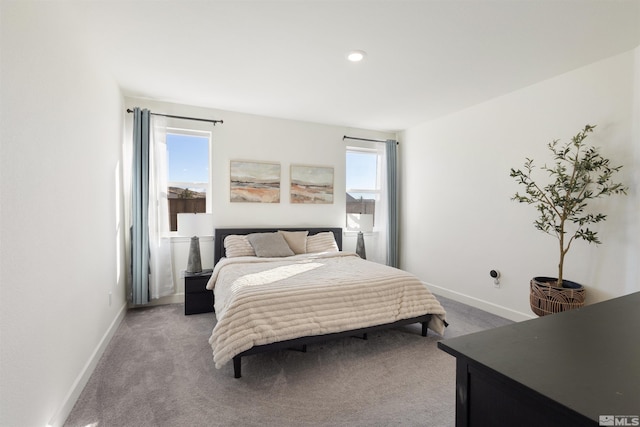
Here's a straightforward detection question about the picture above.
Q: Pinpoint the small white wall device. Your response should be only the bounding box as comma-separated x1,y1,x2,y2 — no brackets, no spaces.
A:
490,270,501,287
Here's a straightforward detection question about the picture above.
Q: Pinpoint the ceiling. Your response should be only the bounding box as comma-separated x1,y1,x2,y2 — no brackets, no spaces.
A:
66,1,640,132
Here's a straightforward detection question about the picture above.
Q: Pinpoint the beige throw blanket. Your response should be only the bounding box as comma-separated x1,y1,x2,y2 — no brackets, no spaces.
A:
206,252,447,368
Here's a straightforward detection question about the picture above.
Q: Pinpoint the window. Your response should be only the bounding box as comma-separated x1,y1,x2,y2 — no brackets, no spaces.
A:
346,147,380,230
166,129,211,232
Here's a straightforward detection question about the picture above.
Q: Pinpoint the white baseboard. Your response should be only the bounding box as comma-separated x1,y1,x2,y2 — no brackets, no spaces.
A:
48,302,128,427
426,283,535,322
126,293,185,310
144,292,185,306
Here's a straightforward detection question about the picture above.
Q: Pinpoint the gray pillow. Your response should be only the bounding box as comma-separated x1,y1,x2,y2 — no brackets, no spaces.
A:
247,232,295,257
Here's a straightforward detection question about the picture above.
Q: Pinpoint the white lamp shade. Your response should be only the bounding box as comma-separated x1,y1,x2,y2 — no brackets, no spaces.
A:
177,213,213,237
346,213,374,233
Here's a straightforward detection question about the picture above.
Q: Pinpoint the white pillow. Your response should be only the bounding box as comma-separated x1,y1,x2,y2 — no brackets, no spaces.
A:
306,231,339,253
278,230,308,254
224,235,256,258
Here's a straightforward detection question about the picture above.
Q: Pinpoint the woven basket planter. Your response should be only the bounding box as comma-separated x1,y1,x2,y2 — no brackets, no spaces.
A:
530,277,585,316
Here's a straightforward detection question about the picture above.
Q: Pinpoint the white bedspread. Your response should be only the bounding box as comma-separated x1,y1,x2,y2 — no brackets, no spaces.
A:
206,252,447,368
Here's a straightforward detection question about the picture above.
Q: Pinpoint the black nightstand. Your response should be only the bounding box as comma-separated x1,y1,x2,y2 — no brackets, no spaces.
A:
184,269,214,315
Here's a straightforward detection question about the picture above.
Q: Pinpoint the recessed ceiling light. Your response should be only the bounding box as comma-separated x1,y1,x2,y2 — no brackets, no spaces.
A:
347,50,367,62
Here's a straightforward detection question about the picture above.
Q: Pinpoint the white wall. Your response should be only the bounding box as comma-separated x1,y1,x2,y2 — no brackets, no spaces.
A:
123,98,394,301
399,47,640,321
0,3,126,426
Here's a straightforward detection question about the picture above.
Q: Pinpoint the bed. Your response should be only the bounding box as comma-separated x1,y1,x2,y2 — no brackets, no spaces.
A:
207,227,447,378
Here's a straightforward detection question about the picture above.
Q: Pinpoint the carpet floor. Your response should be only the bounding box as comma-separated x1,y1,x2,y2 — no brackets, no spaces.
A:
64,295,512,427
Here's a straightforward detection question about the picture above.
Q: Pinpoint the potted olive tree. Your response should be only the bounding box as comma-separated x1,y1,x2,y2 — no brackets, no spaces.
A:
510,124,627,316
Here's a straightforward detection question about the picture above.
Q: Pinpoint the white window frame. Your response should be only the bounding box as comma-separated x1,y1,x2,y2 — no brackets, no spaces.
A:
166,127,212,235
346,145,381,231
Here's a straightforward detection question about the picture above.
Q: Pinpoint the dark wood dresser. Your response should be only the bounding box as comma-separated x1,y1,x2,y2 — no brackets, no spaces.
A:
438,292,640,427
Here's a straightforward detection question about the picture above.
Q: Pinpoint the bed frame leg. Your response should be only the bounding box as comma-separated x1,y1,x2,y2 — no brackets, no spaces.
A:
421,322,428,337
233,356,241,378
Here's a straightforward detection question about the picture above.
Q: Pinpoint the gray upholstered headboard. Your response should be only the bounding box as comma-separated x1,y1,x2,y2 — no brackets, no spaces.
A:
214,227,342,265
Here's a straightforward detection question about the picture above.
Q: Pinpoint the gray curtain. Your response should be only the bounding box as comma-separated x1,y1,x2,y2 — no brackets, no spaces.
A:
131,108,150,305
385,139,399,268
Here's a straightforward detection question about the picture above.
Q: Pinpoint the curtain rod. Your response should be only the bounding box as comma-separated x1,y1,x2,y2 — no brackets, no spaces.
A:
126,109,223,125
343,135,398,144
